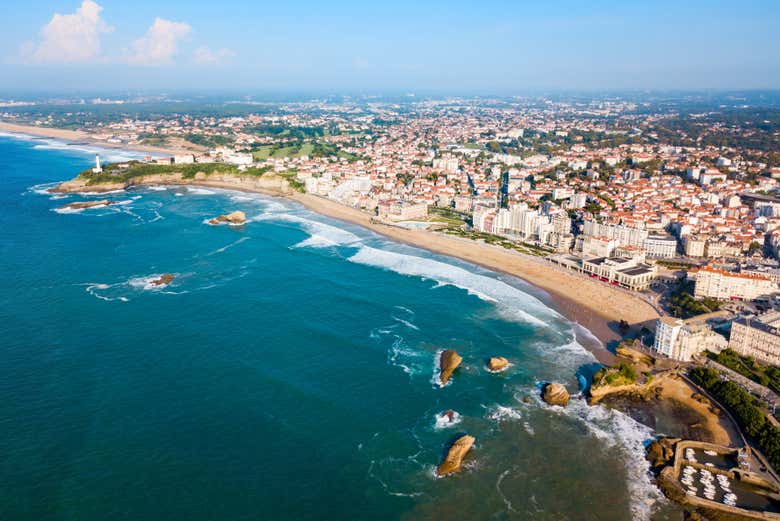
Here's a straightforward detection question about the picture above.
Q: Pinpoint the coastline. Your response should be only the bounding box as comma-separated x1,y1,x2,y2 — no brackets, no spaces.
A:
54,183,657,363
290,192,658,359
15,123,660,363
0,121,196,156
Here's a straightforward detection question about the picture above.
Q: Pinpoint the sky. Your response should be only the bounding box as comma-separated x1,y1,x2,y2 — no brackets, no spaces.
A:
1,0,779,94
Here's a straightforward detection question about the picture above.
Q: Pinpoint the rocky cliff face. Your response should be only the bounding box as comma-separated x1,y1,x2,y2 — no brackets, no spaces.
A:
436,434,475,476
52,171,292,196
645,437,680,470
541,383,570,407
439,349,462,386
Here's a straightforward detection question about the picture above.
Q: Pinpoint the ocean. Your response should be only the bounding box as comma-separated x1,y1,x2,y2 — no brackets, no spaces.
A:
0,134,681,520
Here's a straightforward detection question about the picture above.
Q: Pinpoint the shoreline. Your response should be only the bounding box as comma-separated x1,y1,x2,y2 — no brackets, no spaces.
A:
52,176,659,364
289,192,658,361
0,121,196,157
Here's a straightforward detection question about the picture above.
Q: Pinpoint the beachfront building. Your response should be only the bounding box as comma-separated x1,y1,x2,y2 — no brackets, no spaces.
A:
582,221,649,249
691,266,778,301
581,256,657,291
377,200,428,222
580,236,618,257
653,316,728,361
644,234,678,258
728,313,780,366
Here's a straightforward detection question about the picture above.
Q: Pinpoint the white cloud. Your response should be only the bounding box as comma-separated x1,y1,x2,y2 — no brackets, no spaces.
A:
127,18,191,65
30,0,113,63
193,46,235,64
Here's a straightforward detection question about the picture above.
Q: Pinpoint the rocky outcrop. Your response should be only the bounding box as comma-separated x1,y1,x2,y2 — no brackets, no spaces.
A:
487,357,509,372
646,436,680,470
439,349,462,386
150,273,175,287
58,199,114,210
208,210,247,225
436,434,475,477
53,171,292,196
541,382,570,407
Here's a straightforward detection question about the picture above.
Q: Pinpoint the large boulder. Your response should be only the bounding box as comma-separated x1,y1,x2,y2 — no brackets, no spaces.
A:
436,435,475,477
150,273,175,287
487,357,509,372
59,199,113,210
439,350,462,386
208,210,247,225
645,437,680,470
541,382,570,407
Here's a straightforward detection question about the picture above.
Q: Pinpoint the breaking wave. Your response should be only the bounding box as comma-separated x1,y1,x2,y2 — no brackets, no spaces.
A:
348,246,554,327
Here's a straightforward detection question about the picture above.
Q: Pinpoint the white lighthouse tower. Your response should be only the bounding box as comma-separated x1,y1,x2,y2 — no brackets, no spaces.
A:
92,154,102,174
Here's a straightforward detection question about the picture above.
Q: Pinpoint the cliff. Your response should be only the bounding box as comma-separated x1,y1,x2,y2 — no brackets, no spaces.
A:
52,169,293,196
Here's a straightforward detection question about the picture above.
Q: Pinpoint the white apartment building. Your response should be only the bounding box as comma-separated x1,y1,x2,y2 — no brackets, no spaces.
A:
683,236,706,257
583,221,649,249
643,235,678,258
653,316,727,362
691,266,778,301
377,200,428,222
728,313,780,366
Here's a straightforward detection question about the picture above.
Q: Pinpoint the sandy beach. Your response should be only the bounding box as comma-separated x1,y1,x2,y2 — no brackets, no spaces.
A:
27,129,661,362
0,121,195,156
291,193,659,357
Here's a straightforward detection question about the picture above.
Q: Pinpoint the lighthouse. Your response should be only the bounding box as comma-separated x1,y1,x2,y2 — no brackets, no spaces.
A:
92,154,102,174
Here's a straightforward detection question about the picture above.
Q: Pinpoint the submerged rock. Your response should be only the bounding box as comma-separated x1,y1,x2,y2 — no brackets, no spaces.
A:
541,382,570,407
436,434,475,476
150,273,175,287
487,357,509,372
439,349,462,386
59,199,113,210
208,210,247,225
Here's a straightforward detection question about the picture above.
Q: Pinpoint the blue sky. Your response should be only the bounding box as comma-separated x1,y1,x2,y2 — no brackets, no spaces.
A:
1,0,779,93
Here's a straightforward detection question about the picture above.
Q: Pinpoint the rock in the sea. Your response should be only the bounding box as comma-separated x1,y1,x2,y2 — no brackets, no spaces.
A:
645,436,680,469
208,210,247,225
443,409,457,423
59,199,113,210
150,273,175,286
436,434,475,476
541,382,570,407
439,349,462,386
487,357,509,372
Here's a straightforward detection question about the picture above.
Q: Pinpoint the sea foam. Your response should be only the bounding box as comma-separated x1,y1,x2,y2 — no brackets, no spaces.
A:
349,246,554,327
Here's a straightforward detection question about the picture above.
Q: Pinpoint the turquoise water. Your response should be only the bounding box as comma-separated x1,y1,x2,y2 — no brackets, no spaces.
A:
0,135,678,520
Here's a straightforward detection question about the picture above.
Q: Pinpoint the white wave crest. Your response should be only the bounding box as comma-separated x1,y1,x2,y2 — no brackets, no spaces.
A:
207,237,250,256
486,405,523,422
392,316,420,331
434,410,462,429
349,246,554,327
558,400,666,521
186,187,216,195
256,213,362,248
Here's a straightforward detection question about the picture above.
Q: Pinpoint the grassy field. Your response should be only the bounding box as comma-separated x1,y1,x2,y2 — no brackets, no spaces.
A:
78,161,273,185
252,143,315,160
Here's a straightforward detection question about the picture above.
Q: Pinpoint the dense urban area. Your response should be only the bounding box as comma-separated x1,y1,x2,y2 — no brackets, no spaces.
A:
4,93,780,508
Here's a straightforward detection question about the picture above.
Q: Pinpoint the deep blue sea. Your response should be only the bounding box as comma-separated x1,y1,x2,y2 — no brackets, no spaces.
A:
0,134,680,520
